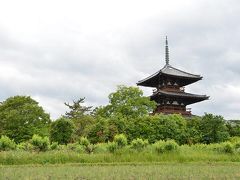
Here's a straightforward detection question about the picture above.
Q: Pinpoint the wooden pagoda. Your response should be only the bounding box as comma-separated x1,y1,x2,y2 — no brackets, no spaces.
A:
137,37,209,116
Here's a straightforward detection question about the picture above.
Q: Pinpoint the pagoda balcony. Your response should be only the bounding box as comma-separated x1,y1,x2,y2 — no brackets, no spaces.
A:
158,85,185,93
155,105,192,116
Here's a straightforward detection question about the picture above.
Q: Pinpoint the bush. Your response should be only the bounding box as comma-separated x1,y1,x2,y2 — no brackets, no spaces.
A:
113,134,127,148
154,140,179,154
30,134,50,151
50,142,59,150
67,143,85,153
0,135,16,151
95,143,108,153
79,137,90,147
131,138,148,151
84,144,96,154
16,142,33,151
107,142,118,153
75,145,85,153
221,142,234,154
67,143,78,151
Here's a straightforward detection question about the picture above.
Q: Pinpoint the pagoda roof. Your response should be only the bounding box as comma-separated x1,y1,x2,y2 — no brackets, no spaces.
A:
151,90,209,105
137,65,202,87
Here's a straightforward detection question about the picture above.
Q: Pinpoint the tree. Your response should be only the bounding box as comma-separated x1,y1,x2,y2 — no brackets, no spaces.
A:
50,117,75,144
94,85,156,119
125,114,187,144
64,98,92,119
199,113,230,144
0,96,51,143
226,120,240,137
64,98,94,137
86,118,109,143
185,117,202,144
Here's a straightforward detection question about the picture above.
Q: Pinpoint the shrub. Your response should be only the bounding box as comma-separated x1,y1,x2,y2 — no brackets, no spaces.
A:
67,143,78,151
165,140,179,151
30,134,50,151
229,136,240,143
0,135,16,151
58,144,67,151
221,142,234,154
95,143,108,153
50,142,59,150
113,134,127,148
154,140,179,154
234,142,240,150
229,137,240,151
107,142,118,153
16,142,33,151
131,138,149,151
75,145,85,153
85,144,96,154
67,143,85,153
79,137,90,147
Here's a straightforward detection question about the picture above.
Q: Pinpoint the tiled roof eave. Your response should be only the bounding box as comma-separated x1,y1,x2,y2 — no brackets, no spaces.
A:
151,90,209,99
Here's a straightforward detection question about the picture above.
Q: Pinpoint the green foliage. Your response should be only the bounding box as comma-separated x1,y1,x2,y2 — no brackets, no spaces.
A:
86,118,109,143
154,140,179,154
84,144,96,154
64,98,92,119
94,143,108,153
16,142,33,151
113,134,127,148
125,114,187,144
226,121,240,137
79,137,90,147
130,138,149,151
200,114,230,144
50,142,59,150
0,96,51,143
107,142,118,153
94,85,156,119
0,135,16,151
219,142,234,154
50,117,75,144
64,98,94,138
185,117,202,144
30,134,50,152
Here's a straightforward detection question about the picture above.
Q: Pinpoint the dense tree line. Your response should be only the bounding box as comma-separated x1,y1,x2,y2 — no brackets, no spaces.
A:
0,85,239,145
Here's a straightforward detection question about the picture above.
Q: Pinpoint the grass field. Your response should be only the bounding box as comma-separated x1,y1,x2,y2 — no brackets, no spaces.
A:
1,144,240,165
1,162,240,179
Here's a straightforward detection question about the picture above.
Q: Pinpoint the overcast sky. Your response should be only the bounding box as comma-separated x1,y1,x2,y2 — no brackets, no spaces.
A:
0,0,240,119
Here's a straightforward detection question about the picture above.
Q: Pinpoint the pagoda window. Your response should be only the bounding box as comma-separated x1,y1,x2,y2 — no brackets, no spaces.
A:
166,101,170,105
167,82,171,86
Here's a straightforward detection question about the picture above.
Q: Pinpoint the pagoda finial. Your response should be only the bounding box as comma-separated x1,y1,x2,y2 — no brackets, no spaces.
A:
165,36,169,65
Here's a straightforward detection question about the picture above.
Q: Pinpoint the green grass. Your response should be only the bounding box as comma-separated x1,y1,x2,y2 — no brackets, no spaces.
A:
0,148,240,165
1,163,240,179
1,143,240,165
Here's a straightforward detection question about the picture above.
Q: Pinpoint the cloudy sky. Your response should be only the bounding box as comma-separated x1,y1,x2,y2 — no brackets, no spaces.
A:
0,0,240,119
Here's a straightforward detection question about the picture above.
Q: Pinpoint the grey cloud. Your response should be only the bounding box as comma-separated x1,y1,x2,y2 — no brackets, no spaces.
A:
0,0,240,119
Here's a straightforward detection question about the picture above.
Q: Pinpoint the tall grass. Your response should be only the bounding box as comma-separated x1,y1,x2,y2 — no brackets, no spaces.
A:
1,144,240,165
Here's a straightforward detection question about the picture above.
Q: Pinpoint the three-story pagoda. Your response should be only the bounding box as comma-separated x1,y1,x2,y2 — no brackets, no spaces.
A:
137,37,209,116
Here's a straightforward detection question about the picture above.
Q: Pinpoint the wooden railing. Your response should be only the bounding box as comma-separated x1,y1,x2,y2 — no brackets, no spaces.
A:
156,106,191,116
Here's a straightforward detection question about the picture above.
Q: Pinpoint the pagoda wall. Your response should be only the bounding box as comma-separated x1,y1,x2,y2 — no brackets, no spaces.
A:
154,105,191,116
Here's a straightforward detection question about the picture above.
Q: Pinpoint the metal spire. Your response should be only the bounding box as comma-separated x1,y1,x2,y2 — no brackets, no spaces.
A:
165,36,169,65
